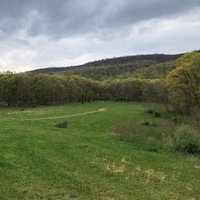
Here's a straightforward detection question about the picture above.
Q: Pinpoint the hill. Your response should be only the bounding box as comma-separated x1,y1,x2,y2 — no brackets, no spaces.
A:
28,53,183,79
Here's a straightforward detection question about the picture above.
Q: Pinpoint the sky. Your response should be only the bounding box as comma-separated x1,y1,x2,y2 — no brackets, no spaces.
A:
0,0,200,72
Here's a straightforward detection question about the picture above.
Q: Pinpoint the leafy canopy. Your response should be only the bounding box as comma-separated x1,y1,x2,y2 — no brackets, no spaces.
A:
167,51,200,114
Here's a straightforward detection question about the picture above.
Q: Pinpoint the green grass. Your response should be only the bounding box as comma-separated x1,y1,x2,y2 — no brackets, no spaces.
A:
0,102,199,199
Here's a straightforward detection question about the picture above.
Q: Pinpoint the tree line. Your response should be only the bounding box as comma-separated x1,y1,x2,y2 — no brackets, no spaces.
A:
0,73,145,106
0,71,170,107
0,52,199,116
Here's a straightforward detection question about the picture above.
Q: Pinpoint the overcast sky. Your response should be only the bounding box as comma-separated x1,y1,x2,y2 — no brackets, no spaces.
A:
0,0,200,72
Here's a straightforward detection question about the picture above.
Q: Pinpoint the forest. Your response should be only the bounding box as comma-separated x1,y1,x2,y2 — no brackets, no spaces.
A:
29,53,182,79
0,51,200,116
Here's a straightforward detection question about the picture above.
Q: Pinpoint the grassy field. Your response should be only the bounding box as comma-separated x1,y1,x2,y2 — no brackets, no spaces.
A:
0,102,199,200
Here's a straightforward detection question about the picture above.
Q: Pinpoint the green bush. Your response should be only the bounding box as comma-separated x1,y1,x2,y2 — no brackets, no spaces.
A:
154,111,161,118
163,125,200,154
54,120,68,128
141,120,150,126
145,108,161,118
141,120,157,127
145,109,154,114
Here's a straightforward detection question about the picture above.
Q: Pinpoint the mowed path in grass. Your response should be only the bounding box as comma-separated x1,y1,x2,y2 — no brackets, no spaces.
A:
0,102,200,200
1,107,107,121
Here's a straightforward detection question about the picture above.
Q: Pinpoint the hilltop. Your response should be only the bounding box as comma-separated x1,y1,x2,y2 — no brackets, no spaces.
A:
28,53,183,79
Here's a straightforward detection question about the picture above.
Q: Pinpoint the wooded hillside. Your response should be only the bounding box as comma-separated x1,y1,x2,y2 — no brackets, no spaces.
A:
28,53,183,79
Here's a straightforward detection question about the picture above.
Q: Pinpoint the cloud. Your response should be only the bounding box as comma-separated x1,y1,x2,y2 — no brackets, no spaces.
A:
1,0,199,38
0,0,200,72
26,0,200,39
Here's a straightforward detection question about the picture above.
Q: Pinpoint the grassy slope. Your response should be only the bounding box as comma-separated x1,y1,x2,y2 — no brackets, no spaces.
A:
0,102,199,200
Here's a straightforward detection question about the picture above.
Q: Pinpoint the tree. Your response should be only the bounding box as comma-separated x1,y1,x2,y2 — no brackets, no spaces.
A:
6,73,36,106
0,73,13,103
34,74,54,105
167,52,200,114
142,79,169,105
103,78,143,102
51,75,67,103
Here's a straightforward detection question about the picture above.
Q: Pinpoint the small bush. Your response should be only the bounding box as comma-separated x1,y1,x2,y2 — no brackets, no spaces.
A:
163,125,200,154
172,118,178,124
154,111,161,118
141,120,157,127
141,120,150,126
147,145,159,153
54,120,68,128
146,109,154,114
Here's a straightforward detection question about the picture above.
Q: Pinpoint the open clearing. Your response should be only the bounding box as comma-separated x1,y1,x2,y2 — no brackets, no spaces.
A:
0,102,199,199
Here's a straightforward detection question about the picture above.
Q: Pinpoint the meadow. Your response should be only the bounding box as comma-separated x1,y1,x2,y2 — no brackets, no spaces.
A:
0,101,199,200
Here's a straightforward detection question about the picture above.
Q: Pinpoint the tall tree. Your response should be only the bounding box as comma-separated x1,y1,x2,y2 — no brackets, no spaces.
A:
0,73,13,103
142,79,169,105
6,73,36,106
34,74,54,105
167,52,200,114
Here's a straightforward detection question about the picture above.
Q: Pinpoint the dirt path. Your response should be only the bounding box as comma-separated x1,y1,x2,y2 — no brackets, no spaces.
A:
34,107,107,121
3,108,107,122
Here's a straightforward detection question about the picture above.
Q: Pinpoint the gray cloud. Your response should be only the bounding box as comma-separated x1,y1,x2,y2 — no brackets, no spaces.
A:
1,0,199,37
0,0,200,72
27,0,200,39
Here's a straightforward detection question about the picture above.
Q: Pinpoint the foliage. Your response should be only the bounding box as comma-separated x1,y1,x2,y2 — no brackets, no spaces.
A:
167,51,200,114
163,125,200,154
0,73,145,106
142,79,169,105
141,120,150,126
6,73,36,106
104,78,143,102
145,108,154,114
190,106,200,128
130,61,176,79
29,53,181,78
54,120,68,128
154,111,161,118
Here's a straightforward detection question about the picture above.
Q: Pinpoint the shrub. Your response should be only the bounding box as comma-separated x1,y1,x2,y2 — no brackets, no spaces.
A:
154,111,161,118
146,109,154,114
172,118,178,124
141,120,157,127
54,120,68,128
145,108,162,118
163,125,200,154
141,120,150,126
